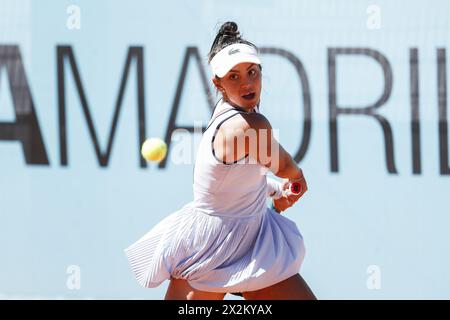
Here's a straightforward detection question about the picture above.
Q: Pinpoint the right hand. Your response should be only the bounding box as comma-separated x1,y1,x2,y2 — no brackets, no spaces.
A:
272,177,307,213
288,174,308,199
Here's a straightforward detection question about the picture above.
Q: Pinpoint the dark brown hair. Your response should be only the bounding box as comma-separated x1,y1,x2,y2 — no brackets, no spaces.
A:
208,21,259,64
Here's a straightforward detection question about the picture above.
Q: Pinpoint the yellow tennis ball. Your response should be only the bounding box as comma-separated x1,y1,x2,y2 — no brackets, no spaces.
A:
141,138,167,162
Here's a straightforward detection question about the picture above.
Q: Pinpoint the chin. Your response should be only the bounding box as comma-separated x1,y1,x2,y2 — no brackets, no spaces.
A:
240,99,259,109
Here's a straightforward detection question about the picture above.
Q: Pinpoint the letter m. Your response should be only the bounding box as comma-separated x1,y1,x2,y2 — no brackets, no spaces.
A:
57,46,147,167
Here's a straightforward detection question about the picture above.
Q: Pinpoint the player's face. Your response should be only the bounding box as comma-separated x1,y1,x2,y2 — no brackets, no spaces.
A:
213,62,262,110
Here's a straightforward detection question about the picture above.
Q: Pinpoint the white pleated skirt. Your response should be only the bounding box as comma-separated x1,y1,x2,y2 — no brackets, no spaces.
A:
124,201,305,293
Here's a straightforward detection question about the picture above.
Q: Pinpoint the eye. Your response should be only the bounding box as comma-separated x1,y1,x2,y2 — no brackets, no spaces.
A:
248,69,257,77
230,73,239,80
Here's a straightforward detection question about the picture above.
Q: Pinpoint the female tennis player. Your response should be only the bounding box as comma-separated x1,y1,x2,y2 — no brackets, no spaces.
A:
124,21,316,300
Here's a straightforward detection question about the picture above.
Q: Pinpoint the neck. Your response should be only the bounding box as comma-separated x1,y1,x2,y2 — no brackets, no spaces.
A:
223,98,256,113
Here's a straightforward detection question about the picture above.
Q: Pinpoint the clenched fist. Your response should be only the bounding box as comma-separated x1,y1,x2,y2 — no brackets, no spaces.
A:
272,178,306,213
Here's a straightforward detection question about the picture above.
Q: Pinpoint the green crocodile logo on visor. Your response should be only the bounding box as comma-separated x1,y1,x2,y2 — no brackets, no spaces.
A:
228,48,240,55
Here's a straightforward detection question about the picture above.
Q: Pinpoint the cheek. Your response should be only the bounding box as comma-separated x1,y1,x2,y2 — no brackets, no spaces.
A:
224,81,241,94
254,77,262,92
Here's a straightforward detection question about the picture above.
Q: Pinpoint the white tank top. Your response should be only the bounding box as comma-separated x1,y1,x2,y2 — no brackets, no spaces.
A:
191,99,269,218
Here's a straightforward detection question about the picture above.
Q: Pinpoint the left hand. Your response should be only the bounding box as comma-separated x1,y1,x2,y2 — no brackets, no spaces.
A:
272,180,302,213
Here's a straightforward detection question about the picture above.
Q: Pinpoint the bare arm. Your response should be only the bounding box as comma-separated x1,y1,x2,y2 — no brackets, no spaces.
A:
242,113,304,180
240,112,308,205
216,111,307,201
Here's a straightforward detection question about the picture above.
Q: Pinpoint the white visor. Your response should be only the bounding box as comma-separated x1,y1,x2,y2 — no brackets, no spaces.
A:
210,43,261,78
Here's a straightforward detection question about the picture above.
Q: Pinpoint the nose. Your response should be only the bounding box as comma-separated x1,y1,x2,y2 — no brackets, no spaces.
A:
242,73,257,87
240,84,253,92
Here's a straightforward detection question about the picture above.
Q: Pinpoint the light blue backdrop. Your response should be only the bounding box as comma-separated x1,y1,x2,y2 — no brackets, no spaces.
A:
0,0,449,299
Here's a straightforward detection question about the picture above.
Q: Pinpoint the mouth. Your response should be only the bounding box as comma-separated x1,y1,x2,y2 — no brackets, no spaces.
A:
241,92,256,100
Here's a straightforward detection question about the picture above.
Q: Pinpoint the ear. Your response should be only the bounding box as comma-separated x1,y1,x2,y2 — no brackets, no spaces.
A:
212,77,224,92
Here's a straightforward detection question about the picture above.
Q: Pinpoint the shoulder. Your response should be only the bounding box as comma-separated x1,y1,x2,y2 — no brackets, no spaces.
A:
218,111,271,134
239,111,272,131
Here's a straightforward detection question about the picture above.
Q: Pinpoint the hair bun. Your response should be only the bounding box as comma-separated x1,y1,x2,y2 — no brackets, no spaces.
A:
219,21,240,37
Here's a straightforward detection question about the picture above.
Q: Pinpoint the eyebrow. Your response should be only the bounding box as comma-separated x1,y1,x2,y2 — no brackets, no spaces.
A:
229,63,256,73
